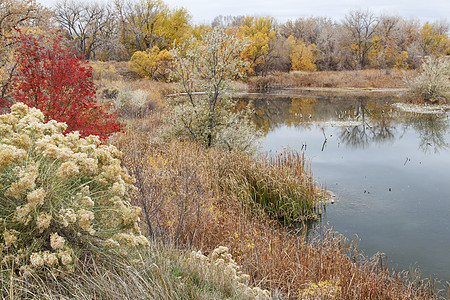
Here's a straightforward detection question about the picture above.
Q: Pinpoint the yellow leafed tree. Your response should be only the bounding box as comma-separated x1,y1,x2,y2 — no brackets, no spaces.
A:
420,23,450,56
153,6,191,49
286,36,319,72
116,0,191,56
237,16,277,76
394,51,409,70
367,35,409,69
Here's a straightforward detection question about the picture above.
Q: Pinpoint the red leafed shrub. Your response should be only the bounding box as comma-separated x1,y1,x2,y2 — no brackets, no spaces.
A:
11,32,122,141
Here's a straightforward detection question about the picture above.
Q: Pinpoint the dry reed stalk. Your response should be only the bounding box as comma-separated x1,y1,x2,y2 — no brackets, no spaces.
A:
114,126,438,299
109,80,439,298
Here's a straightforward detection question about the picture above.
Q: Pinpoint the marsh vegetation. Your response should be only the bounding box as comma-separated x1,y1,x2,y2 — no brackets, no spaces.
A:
1,0,449,298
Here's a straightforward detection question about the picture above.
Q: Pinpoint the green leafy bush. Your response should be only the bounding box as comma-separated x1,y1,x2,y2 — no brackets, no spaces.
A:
0,103,147,276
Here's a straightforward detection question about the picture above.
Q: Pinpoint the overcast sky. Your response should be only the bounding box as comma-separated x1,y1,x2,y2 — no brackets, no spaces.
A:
40,0,450,25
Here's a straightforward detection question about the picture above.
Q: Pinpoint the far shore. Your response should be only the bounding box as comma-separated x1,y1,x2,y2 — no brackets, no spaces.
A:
92,60,415,99
241,86,408,97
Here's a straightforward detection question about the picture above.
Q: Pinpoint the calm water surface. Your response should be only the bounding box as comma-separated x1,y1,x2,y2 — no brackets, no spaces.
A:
241,91,450,282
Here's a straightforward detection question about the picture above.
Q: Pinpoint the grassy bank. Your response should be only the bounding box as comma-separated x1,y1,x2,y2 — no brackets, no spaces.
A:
2,63,441,299
105,71,439,298
247,69,416,91
90,61,418,93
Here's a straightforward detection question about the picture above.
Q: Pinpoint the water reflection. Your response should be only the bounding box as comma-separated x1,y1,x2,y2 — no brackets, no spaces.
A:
240,92,450,283
241,94,450,154
334,99,397,149
336,118,396,150
403,114,450,154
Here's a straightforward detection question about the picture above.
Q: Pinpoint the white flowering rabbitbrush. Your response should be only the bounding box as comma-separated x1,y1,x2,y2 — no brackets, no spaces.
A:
188,246,271,299
0,103,148,275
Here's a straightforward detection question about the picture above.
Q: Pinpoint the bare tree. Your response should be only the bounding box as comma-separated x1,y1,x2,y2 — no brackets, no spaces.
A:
430,18,449,35
280,17,330,45
370,14,403,69
211,15,243,28
114,0,165,56
343,9,379,69
0,0,52,100
317,22,345,70
55,0,113,59
395,18,421,67
281,17,343,70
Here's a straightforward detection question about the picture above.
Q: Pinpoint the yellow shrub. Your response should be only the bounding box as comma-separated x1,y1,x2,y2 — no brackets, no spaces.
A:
129,46,173,80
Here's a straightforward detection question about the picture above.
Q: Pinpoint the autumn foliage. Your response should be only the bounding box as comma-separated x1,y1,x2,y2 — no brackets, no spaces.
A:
10,32,122,140
129,46,173,80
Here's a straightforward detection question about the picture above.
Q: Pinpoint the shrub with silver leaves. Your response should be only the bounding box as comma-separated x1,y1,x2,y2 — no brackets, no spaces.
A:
163,28,262,152
406,56,450,103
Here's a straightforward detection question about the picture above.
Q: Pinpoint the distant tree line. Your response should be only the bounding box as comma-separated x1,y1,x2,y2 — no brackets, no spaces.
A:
2,0,450,85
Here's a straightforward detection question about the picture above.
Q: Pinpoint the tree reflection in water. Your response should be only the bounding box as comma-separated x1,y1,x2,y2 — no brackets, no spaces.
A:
239,94,449,154
337,99,396,149
403,114,449,154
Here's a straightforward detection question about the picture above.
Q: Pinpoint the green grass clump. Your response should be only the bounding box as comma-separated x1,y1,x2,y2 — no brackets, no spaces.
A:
208,149,323,225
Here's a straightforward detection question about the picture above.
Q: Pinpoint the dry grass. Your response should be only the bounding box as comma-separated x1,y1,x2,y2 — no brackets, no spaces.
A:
91,60,175,94
91,62,174,133
90,60,136,81
92,61,442,298
1,241,255,300
247,69,417,91
91,60,175,115
125,79,175,96
112,107,441,298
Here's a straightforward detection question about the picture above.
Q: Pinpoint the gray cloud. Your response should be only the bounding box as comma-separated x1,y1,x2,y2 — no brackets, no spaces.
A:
38,0,450,24
163,0,449,23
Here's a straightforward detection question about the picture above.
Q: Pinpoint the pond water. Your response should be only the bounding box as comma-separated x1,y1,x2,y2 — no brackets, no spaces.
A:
240,91,450,283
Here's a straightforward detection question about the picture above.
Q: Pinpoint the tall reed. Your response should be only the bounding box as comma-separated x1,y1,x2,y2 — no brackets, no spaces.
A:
208,149,323,225
105,64,440,299
114,131,441,299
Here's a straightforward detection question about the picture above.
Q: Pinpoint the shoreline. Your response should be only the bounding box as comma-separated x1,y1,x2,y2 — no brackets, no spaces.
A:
238,87,408,98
